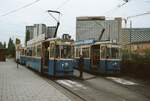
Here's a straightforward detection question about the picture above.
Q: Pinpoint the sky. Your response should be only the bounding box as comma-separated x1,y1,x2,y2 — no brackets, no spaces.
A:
0,0,150,44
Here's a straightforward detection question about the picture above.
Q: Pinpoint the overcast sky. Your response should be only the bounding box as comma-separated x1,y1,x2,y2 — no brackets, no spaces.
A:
0,0,150,44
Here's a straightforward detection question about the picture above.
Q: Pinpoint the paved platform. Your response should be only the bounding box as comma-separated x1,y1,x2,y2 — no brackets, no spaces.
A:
0,59,71,101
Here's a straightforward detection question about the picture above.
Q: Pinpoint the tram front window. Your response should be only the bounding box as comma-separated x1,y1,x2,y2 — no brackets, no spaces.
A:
61,45,73,58
50,43,73,58
49,43,55,58
101,46,107,59
55,45,60,58
111,48,119,59
101,46,119,59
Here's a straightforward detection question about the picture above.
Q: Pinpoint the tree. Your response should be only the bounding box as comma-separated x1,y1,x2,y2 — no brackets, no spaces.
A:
7,38,16,57
0,41,6,49
25,30,30,46
3,42,6,48
15,38,21,45
0,42,4,49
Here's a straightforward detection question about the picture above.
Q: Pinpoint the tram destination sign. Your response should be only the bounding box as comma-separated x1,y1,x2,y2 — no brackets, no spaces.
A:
75,39,95,45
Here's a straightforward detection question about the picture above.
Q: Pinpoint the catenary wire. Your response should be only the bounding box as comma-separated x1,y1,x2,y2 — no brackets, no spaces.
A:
56,0,71,10
103,0,130,15
1,0,41,16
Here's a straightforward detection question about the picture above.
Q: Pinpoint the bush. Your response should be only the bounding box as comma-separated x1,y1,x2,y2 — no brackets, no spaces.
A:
122,48,150,64
121,49,150,79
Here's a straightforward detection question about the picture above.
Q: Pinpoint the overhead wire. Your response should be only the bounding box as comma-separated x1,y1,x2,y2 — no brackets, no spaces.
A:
103,0,130,16
127,11,150,19
56,0,71,10
1,0,41,16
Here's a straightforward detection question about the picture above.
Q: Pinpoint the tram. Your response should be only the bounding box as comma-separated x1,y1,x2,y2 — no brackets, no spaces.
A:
74,39,121,74
42,38,74,77
20,38,74,77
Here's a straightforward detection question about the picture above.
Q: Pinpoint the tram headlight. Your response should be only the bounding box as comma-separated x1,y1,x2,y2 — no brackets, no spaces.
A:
112,62,118,68
62,63,69,70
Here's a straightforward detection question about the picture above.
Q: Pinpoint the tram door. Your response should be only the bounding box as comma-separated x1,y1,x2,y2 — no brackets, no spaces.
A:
42,42,49,74
91,45,100,70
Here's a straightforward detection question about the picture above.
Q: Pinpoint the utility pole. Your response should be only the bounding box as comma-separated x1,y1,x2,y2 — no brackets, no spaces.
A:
129,20,132,59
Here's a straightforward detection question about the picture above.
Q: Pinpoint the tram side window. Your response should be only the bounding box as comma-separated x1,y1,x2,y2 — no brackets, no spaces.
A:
75,48,81,58
37,45,41,57
82,47,90,58
32,47,36,56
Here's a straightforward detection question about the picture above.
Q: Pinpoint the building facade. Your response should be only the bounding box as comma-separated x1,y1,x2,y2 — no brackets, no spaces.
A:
27,24,47,46
46,26,56,38
26,26,34,40
26,24,58,41
76,16,122,43
121,28,150,54
33,24,47,38
121,28,150,45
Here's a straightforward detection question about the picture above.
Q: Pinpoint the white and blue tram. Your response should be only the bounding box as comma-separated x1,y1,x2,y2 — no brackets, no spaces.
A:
42,38,74,77
20,38,74,77
20,42,43,72
74,40,121,74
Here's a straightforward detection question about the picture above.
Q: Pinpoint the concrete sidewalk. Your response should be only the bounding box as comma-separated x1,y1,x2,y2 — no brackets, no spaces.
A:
0,59,71,101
